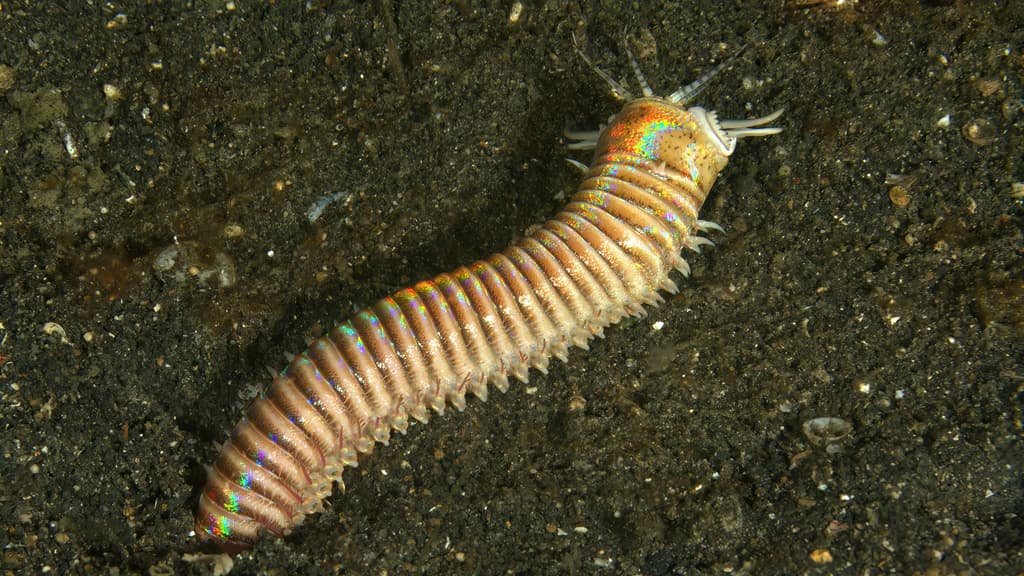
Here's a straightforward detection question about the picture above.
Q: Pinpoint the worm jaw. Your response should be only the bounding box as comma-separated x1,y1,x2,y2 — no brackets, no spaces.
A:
690,107,737,157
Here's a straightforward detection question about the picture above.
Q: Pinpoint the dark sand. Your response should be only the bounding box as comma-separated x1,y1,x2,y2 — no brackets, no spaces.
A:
1,1,1021,574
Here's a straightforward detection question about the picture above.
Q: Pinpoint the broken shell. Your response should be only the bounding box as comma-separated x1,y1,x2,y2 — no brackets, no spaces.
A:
802,416,852,447
975,78,1001,98
888,186,910,207
1002,98,1023,121
42,322,69,344
961,118,997,146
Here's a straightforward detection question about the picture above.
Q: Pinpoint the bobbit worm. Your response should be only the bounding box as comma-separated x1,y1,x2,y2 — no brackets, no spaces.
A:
194,45,783,553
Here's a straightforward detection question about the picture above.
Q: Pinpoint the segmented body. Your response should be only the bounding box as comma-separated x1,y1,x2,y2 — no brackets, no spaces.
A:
195,90,780,551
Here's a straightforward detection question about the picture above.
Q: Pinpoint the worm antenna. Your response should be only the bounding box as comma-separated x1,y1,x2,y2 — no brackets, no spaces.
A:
720,108,785,139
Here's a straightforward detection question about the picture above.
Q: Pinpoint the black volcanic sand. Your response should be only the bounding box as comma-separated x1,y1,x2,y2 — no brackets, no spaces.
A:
1,2,1021,574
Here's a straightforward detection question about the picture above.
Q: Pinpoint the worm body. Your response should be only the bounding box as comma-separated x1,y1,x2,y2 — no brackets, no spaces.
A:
195,81,781,551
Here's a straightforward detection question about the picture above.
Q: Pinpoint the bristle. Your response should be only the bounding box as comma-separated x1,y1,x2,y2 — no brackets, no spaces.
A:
532,354,550,374
549,339,571,363
408,403,429,424
471,381,489,402
456,392,474,414
674,257,691,276
370,420,391,445
686,236,715,252
490,372,510,393
509,362,530,384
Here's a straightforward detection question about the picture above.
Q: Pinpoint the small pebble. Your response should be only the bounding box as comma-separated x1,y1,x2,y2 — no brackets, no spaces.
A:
102,83,121,101
810,548,833,563
0,64,15,93
508,1,523,24
1010,182,1024,200
223,223,244,238
961,118,997,146
888,186,910,207
975,78,1001,97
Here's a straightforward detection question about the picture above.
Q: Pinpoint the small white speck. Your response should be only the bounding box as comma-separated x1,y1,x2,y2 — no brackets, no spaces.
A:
508,1,523,24
936,114,951,128
857,381,871,394
267,250,275,257
63,131,78,159
895,389,905,400
652,320,664,331
102,83,121,101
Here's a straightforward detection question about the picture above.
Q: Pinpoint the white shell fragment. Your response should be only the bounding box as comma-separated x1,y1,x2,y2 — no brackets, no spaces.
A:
42,322,70,344
802,416,853,449
961,118,997,146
